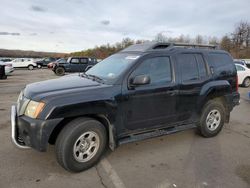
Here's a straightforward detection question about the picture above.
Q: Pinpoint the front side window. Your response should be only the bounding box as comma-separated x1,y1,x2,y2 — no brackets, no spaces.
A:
130,56,172,85
71,58,80,64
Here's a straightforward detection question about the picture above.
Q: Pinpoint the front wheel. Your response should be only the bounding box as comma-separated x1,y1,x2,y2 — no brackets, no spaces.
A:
55,67,65,76
55,118,107,172
37,64,42,69
199,100,225,137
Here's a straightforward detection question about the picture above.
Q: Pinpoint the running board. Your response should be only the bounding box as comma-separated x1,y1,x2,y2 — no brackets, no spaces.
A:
118,123,197,145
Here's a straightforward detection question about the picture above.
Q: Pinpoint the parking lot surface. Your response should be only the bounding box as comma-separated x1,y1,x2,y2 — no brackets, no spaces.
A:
0,69,250,188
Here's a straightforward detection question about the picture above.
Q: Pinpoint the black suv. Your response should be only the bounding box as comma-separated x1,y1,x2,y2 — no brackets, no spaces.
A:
11,42,240,172
36,57,57,68
52,57,98,76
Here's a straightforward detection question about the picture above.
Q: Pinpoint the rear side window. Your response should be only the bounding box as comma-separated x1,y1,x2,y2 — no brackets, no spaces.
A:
208,53,234,74
80,58,88,63
177,53,208,82
196,54,207,79
177,54,199,82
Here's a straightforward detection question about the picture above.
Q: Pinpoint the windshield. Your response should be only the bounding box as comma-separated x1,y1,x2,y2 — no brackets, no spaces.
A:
86,53,140,84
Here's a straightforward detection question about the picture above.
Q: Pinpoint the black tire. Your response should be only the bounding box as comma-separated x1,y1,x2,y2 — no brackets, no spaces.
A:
55,117,107,172
28,65,34,70
243,77,250,87
37,64,42,69
198,99,225,137
55,67,65,76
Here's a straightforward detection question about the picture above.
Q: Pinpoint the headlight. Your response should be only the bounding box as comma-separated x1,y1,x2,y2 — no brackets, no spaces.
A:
24,100,45,118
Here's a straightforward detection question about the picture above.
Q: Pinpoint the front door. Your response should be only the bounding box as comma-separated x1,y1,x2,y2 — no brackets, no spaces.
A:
70,58,82,72
121,55,178,131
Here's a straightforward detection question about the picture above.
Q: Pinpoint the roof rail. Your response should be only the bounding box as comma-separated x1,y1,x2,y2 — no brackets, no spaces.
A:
121,42,219,53
166,43,219,49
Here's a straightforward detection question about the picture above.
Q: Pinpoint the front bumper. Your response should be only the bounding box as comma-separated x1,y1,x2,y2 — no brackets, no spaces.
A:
11,105,30,149
11,105,63,151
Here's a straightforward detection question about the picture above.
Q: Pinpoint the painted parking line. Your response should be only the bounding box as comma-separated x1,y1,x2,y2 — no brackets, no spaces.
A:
100,158,126,188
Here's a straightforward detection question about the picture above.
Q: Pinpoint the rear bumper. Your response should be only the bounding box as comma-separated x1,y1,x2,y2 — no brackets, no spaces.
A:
11,105,63,151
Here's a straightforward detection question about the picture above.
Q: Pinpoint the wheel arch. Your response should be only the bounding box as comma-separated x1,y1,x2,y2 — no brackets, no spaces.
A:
197,80,232,122
48,114,116,151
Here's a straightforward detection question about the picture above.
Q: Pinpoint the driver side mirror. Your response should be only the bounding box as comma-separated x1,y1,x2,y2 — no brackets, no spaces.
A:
130,75,151,87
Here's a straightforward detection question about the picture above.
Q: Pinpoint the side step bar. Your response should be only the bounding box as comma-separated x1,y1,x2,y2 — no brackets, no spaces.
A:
118,123,197,145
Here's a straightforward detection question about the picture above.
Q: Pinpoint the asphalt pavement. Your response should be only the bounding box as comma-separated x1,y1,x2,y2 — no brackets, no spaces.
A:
0,69,249,188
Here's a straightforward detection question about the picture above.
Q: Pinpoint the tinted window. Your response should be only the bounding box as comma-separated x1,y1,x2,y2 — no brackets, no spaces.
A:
131,56,172,85
196,54,207,79
177,54,199,82
235,65,245,71
71,58,80,63
208,53,234,74
80,58,88,63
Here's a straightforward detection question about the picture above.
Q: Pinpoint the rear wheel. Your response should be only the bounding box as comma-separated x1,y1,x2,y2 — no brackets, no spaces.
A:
199,100,225,137
28,65,34,70
55,118,107,172
37,64,42,69
55,67,65,76
243,77,250,87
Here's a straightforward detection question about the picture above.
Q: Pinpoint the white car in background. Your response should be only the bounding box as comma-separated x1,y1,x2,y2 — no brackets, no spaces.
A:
11,58,37,70
235,64,250,87
0,61,14,75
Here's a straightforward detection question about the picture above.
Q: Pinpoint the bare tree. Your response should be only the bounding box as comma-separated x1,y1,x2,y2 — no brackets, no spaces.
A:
155,33,167,42
208,36,219,45
231,21,249,48
220,35,232,52
195,35,204,44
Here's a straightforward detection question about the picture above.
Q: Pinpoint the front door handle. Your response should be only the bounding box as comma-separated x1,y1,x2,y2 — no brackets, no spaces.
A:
166,90,176,96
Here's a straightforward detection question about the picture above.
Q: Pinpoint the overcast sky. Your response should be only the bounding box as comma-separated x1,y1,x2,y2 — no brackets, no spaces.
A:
0,0,249,53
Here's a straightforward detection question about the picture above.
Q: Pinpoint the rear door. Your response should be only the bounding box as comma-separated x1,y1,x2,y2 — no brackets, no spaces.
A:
79,58,89,71
176,53,209,121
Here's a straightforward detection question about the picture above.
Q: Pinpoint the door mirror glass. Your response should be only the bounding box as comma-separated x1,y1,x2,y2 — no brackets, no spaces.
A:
131,75,150,86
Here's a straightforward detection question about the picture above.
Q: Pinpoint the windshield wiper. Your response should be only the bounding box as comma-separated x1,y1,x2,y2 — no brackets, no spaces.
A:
81,73,104,83
80,72,89,79
87,74,105,83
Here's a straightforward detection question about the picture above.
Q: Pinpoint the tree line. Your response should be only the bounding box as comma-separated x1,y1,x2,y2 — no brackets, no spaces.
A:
70,21,250,59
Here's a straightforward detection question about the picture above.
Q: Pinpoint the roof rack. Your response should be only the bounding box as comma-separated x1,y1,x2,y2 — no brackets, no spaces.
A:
121,42,219,53
152,42,218,50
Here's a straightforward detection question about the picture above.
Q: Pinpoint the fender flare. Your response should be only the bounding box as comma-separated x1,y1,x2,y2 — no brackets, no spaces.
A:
198,80,232,112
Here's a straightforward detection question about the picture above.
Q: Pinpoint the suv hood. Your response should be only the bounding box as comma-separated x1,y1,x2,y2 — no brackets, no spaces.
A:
24,74,103,101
